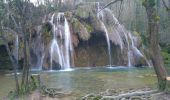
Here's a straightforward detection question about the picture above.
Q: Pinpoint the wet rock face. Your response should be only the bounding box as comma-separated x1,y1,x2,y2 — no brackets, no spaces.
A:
28,3,146,69
74,32,127,67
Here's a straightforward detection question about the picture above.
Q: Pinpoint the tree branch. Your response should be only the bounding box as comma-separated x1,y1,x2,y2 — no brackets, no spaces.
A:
162,0,170,10
98,0,123,13
2,27,18,35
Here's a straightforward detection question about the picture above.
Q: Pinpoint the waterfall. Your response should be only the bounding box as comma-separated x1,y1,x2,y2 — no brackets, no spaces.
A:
50,13,63,70
97,2,112,67
104,8,124,50
64,18,73,69
128,33,144,57
103,8,131,66
102,8,150,67
128,33,152,67
101,22,112,67
50,13,73,70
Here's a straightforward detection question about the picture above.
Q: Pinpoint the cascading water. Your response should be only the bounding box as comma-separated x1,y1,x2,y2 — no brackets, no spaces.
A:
128,33,152,67
97,2,112,67
30,3,151,70
128,33,144,57
50,13,63,70
63,18,73,69
101,22,112,67
50,13,73,70
99,8,149,67
103,8,131,66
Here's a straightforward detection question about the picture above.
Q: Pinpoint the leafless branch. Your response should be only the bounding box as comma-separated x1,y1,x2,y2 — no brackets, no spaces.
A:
162,0,170,10
2,27,18,35
98,0,123,13
118,0,124,20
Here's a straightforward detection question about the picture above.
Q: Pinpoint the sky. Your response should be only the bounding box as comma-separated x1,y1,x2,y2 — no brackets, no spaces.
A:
30,0,42,4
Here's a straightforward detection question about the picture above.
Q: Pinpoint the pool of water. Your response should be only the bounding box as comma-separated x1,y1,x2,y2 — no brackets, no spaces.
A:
0,67,157,99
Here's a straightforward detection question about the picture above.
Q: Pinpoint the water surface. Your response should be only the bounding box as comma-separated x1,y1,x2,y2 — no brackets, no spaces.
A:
0,67,157,99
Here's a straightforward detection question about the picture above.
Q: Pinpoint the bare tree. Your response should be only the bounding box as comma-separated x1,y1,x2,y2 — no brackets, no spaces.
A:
1,0,36,93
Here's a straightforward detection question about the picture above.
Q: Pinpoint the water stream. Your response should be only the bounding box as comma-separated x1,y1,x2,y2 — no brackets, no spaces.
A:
97,2,112,67
50,13,73,70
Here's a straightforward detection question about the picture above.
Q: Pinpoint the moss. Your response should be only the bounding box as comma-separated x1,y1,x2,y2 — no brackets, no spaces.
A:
83,23,93,33
158,79,166,91
133,31,140,37
71,18,90,40
64,11,73,21
75,6,93,18
142,0,156,8
41,22,53,44
155,16,160,22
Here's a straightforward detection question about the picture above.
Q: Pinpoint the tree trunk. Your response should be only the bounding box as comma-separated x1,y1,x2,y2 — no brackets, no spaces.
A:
21,23,30,91
143,0,168,91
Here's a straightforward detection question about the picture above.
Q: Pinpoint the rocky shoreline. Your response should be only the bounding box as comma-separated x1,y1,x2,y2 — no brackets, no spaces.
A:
27,87,170,100
79,88,169,100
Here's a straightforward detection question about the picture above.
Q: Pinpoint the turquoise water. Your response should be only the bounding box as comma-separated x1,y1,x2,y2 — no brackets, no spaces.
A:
0,67,157,99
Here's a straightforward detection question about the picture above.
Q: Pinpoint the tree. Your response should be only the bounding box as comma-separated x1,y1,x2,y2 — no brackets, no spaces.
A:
1,0,38,94
0,0,20,94
143,0,169,91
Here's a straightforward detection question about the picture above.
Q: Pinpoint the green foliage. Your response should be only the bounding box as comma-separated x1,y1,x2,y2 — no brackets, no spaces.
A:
161,45,170,65
154,15,160,21
140,33,149,47
42,22,53,44
8,75,40,99
83,23,93,33
8,91,18,100
72,18,91,40
161,51,170,64
142,0,156,7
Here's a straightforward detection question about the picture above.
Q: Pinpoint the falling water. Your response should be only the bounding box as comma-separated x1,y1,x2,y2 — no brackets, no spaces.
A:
50,13,63,70
64,18,73,69
102,8,149,67
128,33,152,67
40,54,45,70
128,33,143,57
50,13,72,70
103,8,132,66
97,2,112,67
104,8,124,50
101,22,112,67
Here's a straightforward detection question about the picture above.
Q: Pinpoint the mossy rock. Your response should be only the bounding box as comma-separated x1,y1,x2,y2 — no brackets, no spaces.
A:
72,18,90,40
75,5,94,18
83,23,94,33
90,15,103,32
41,22,53,44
